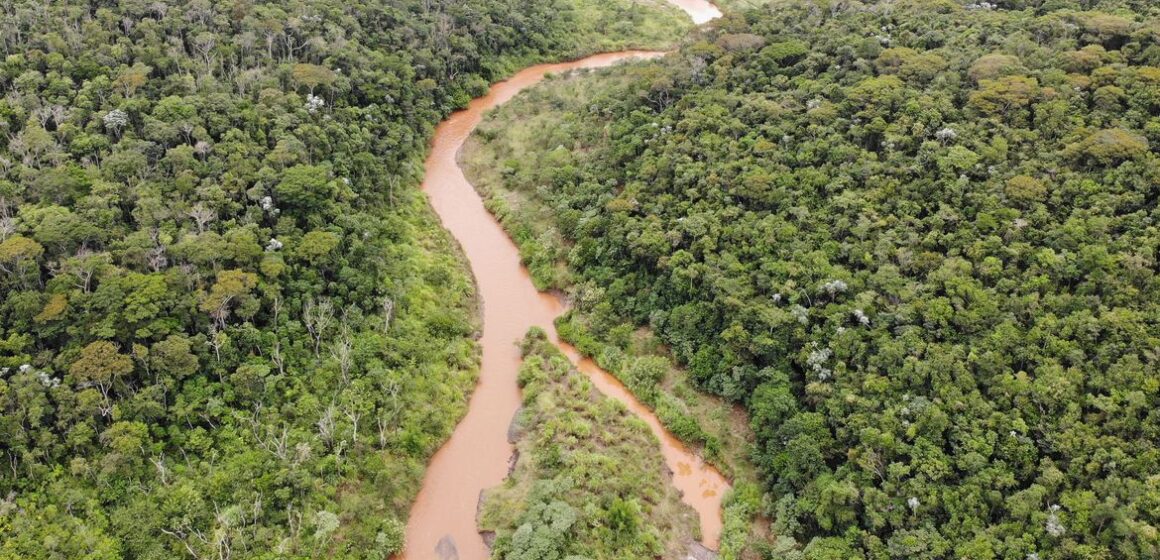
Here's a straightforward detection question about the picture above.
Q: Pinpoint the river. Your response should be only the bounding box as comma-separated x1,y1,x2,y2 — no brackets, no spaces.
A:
402,3,724,559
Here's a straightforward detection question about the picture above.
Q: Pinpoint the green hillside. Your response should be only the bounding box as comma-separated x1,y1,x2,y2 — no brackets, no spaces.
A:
463,1,1160,558
0,1,685,558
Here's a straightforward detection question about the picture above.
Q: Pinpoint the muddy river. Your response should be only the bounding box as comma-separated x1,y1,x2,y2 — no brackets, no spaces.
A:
403,4,724,558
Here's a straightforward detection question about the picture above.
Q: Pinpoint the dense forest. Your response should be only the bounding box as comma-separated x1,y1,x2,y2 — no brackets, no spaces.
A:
0,0,687,558
464,0,1160,558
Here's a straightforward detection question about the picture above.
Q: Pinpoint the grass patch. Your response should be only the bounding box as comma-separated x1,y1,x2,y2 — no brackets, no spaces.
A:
462,67,648,290
566,0,694,52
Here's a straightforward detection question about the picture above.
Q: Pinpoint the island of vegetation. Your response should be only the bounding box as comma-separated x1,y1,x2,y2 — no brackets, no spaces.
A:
479,328,701,560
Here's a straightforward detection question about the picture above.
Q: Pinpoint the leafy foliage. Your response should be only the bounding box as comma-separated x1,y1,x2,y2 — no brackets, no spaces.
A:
0,0,686,557
466,0,1160,558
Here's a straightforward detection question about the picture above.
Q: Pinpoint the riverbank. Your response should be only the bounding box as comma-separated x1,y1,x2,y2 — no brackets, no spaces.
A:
401,2,735,558
404,49,730,560
459,60,768,559
478,328,700,559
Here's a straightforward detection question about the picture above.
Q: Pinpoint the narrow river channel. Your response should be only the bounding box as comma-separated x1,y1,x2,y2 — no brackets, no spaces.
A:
402,3,724,559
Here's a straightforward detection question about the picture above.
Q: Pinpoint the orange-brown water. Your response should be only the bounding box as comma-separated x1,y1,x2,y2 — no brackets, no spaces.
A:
667,0,722,24
402,7,725,560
